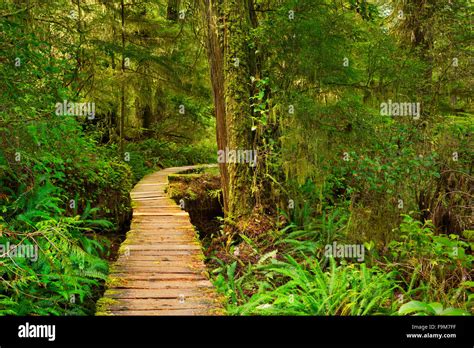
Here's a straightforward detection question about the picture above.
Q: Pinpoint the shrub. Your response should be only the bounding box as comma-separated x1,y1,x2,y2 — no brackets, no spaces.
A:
214,255,399,315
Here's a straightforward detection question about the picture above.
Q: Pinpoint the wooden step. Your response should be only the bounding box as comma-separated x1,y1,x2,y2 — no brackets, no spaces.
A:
111,279,213,289
106,298,214,311
104,288,214,299
110,273,208,281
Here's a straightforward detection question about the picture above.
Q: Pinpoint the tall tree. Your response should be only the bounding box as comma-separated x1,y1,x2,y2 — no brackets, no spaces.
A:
203,0,229,212
120,0,126,155
204,0,264,233
222,0,255,227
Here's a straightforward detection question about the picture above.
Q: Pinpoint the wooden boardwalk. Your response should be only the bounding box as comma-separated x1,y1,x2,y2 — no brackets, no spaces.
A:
96,165,222,315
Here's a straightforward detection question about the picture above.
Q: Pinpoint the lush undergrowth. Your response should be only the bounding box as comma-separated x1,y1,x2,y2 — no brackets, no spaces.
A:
211,214,472,316
0,19,124,314
170,169,473,316
0,124,131,314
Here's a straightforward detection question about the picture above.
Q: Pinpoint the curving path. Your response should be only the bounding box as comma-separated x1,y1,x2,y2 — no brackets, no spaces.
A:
96,165,222,315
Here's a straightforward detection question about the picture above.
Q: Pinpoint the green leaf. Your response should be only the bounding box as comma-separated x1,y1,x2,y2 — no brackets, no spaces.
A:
439,308,471,316
428,302,443,315
398,301,435,315
460,281,474,288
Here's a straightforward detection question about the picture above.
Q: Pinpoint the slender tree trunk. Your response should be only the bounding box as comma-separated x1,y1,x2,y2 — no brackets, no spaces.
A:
110,6,117,143
143,104,152,130
120,0,125,155
395,0,436,115
203,0,229,213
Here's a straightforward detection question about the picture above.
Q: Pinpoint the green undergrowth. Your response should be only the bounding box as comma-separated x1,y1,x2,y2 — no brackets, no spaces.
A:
210,212,473,316
0,19,133,314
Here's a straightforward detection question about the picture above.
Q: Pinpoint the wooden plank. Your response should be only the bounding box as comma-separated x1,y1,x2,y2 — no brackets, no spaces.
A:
126,233,196,239
114,260,204,268
130,224,191,230
131,191,167,196
126,229,195,236
110,273,208,281
133,204,177,208
130,224,191,229
128,226,195,231
132,218,190,222
133,207,183,211
106,298,213,311
133,215,190,220
133,197,174,201
126,233,196,238
132,196,168,201
127,227,195,233
112,280,213,289
116,252,202,260
104,288,211,299
114,257,203,264
126,232,197,239
126,238,197,243
125,244,200,250
111,266,201,274
133,212,188,216
117,250,201,257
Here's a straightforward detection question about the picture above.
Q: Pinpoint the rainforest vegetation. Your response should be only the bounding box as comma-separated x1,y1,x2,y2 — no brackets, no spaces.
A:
0,0,472,316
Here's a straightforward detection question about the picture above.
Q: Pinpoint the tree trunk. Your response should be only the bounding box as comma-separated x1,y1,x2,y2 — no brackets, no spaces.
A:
222,0,255,224
120,0,125,155
203,0,229,213
203,0,258,231
395,0,436,115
